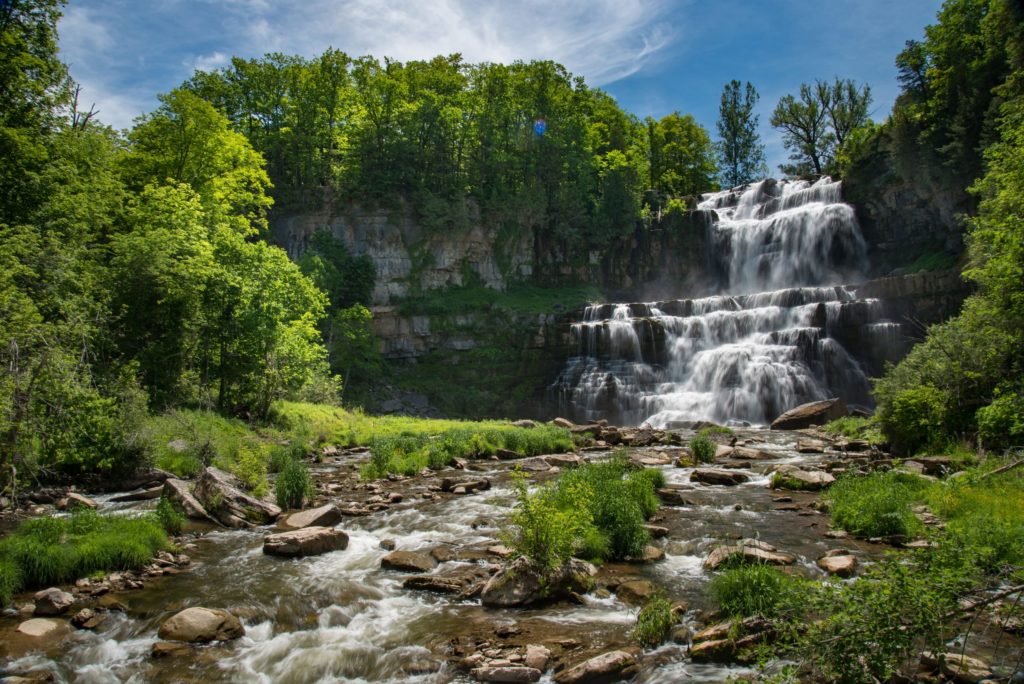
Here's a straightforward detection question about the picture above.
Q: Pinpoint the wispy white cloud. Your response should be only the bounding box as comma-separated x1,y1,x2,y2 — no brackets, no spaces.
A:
189,51,230,73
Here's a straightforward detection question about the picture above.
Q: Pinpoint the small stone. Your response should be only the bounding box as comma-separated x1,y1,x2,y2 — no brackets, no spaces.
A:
817,554,857,577
379,539,397,550
524,644,550,671
71,608,106,630
151,641,191,658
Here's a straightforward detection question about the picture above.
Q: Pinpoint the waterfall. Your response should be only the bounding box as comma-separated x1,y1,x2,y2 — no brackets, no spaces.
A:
554,177,893,428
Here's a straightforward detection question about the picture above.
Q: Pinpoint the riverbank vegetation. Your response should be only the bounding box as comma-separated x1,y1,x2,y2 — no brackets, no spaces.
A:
503,454,662,570
0,511,172,604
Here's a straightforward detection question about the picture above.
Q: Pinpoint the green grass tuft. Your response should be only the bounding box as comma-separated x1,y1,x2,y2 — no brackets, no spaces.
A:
276,457,315,509
632,593,676,647
709,563,798,618
690,435,717,463
825,471,929,537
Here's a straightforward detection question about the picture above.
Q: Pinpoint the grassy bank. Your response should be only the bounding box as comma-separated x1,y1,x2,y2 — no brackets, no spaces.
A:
141,401,574,483
0,510,172,604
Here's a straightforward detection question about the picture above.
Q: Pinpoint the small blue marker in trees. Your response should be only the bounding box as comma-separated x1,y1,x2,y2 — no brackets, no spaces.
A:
533,118,547,136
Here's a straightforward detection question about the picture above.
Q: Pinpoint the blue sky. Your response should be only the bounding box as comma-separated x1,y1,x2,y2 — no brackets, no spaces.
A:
58,0,944,173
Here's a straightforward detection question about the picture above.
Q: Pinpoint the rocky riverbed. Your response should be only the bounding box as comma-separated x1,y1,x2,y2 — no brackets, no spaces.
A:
0,424,1020,683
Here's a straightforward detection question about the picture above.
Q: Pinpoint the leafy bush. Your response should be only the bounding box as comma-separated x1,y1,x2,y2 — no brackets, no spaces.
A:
504,455,661,568
155,496,185,535
882,386,951,455
0,511,169,598
823,416,884,443
825,471,928,537
709,563,797,618
698,425,734,437
690,435,716,463
504,473,592,573
632,593,676,647
276,457,314,509
232,444,269,496
976,392,1024,452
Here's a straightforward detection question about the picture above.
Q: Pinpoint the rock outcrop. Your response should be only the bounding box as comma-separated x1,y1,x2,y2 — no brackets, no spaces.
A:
480,557,595,608
770,398,848,430
193,467,281,527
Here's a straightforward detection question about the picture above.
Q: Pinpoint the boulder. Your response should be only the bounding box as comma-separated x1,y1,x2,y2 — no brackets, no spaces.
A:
553,650,638,684
690,617,774,663
481,557,596,607
552,418,575,429
16,618,65,638
33,587,74,616
279,504,342,530
524,644,551,671
691,468,750,486
512,420,537,429
263,526,348,557
920,652,993,683
795,439,827,454
656,487,696,506
715,445,735,459
440,478,491,494
471,666,542,683
770,398,848,430
817,553,857,577
771,464,835,491
704,539,796,570
643,524,669,538
615,580,656,606
71,608,106,630
543,454,583,468
193,467,281,527
157,607,245,643
732,447,775,460
403,565,493,596
162,478,214,522
381,550,437,573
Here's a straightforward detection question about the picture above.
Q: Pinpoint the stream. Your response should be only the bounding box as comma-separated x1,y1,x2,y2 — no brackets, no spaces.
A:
0,429,929,683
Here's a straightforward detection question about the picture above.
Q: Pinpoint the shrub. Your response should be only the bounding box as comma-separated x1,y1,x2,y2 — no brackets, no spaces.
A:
823,416,884,443
504,474,592,573
276,457,314,510
690,435,716,463
632,593,676,647
0,511,169,593
232,444,269,496
824,471,928,537
882,386,951,454
976,392,1024,452
698,425,734,437
155,496,185,535
709,563,797,618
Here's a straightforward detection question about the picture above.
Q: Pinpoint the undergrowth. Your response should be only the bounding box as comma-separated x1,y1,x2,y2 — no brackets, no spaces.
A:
0,510,170,604
632,593,676,647
709,562,799,618
824,470,929,537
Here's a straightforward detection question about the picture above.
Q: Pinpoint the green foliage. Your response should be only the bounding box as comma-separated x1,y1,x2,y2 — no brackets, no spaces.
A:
697,425,734,437
787,546,972,683
771,79,871,177
505,472,594,574
155,496,185,535
925,460,1024,569
275,456,314,509
0,511,169,597
689,435,717,463
823,416,884,444
359,423,574,479
976,392,1024,450
232,444,269,496
631,593,676,647
902,247,959,274
0,556,22,606
717,80,767,187
709,563,798,618
504,455,660,567
648,112,718,198
824,471,928,537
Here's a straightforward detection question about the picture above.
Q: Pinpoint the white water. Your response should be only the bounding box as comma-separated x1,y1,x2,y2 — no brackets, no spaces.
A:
555,177,890,427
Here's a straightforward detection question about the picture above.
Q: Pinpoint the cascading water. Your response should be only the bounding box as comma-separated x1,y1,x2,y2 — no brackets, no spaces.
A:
555,177,891,428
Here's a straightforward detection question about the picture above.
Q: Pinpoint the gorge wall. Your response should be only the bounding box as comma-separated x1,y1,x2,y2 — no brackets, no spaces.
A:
271,183,970,421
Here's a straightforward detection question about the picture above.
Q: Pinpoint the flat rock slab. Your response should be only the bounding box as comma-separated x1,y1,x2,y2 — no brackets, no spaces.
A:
110,486,164,502
263,526,349,557
157,607,245,643
471,666,542,682
16,618,65,638
691,468,750,486
381,550,437,573
772,464,835,490
704,539,796,570
553,650,638,684
817,554,857,577
543,454,583,468
280,504,343,530
615,580,657,606
921,652,993,683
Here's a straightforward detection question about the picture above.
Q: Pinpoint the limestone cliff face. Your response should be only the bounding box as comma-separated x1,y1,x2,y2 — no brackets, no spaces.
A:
271,198,533,307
